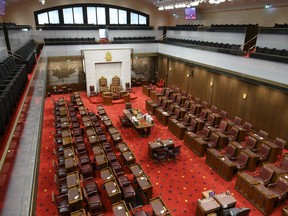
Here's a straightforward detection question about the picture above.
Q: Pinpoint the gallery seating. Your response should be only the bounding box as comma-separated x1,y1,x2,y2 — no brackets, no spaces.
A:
267,177,288,203
251,166,274,186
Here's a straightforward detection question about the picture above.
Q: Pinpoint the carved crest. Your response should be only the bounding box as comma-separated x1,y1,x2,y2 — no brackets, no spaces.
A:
105,52,112,62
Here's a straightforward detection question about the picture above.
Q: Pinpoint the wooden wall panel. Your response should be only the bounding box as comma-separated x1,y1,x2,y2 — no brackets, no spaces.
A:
157,56,168,82
212,74,248,119
167,60,189,90
244,85,288,140
189,68,213,103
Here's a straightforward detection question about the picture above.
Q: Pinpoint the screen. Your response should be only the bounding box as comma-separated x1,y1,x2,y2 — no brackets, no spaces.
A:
185,7,196,20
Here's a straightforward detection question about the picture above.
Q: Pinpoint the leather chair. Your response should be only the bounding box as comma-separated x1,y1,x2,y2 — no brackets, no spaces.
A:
51,191,70,216
153,148,167,165
267,177,288,203
168,145,181,161
83,186,104,215
254,143,271,163
274,137,286,156
243,136,257,151
252,166,274,186
222,207,250,216
215,120,228,133
186,118,198,132
227,127,239,141
233,116,242,125
119,115,132,127
231,151,249,171
242,121,252,134
110,83,121,99
258,129,269,139
207,133,220,149
89,85,97,96
221,143,236,160
54,174,68,195
117,175,136,204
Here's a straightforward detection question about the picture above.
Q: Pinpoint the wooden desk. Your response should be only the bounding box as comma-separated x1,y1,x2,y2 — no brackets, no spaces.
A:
145,99,158,115
235,171,261,199
263,140,281,163
103,119,113,128
233,125,247,142
88,135,99,147
95,154,108,170
148,139,175,158
64,146,75,158
61,129,71,138
156,109,171,126
229,141,247,156
242,149,260,172
66,171,80,188
122,151,136,166
217,156,237,181
117,142,130,153
123,109,154,136
92,145,104,156
68,185,83,212
112,201,131,216
249,133,266,149
108,127,118,135
62,136,73,148
250,184,278,215
86,128,96,137
70,209,87,216
205,148,222,169
111,133,123,145
196,197,220,216
150,197,170,216
214,192,236,209
136,174,153,199
130,164,145,178
65,157,77,173
193,137,208,157
215,132,229,149
104,179,121,204
142,85,151,97
100,167,114,182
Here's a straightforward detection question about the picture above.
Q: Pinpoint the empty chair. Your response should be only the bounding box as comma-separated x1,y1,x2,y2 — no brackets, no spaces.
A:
153,148,167,165
227,127,239,141
254,143,271,163
125,82,132,92
258,130,268,139
242,121,252,134
117,175,136,204
222,207,250,216
168,145,181,161
242,136,257,151
89,85,97,96
83,186,104,215
207,133,220,149
215,120,228,133
267,177,288,203
51,191,70,216
119,115,132,127
222,144,236,160
274,137,286,152
252,166,274,186
231,151,249,171
233,116,242,125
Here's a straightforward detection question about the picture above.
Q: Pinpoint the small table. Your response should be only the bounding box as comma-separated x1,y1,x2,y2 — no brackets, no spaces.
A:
100,167,114,182
117,142,130,153
66,171,80,188
65,157,77,173
95,154,108,170
130,163,145,178
122,151,136,166
214,192,236,209
92,145,104,156
64,147,75,158
196,197,220,216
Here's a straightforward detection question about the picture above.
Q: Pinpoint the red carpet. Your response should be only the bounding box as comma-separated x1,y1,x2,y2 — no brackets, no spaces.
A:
35,87,285,216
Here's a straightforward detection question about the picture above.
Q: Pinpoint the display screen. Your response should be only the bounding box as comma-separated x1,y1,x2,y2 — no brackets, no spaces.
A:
0,0,5,16
185,7,196,20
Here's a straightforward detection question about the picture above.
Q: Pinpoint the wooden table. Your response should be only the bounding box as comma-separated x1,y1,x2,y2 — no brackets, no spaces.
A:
104,179,121,204
65,157,77,173
196,197,220,216
112,201,131,216
64,146,75,158
100,167,114,182
95,153,108,170
130,163,145,178
66,171,80,188
68,185,83,212
136,174,153,199
117,142,130,153
122,151,136,166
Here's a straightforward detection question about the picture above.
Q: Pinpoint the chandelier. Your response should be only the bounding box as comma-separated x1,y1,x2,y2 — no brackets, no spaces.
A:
154,0,234,10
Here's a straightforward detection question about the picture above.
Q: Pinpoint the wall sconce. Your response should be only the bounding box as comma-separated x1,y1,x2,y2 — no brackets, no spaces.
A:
187,71,193,78
243,93,247,100
169,67,172,71
210,81,214,87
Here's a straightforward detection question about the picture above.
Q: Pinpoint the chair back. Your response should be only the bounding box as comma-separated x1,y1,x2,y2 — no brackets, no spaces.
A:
182,113,190,123
207,114,215,125
275,177,288,194
99,76,107,88
225,144,236,158
202,127,210,138
187,94,193,101
258,144,271,157
190,104,197,114
219,121,228,132
211,105,217,113
259,166,273,181
275,137,286,149
202,101,208,109
176,95,182,105
112,75,120,85
239,152,249,164
183,100,191,109
209,133,219,147
174,108,181,119
220,110,227,118
258,130,268,139
242,122,252,132
173,145,181,155
194,97,200,104
246,136,257,149
281,155,288,170
233,116,242,125
189,119,197,131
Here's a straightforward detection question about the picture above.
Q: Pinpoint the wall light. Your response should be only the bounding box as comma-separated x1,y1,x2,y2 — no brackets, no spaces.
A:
243,93,247,100
210,81,214,87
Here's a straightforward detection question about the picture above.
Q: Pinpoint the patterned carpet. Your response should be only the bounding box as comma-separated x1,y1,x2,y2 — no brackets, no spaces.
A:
35,86,285,216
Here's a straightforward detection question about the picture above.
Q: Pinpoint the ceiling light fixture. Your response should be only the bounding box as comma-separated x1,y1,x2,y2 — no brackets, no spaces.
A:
154,0,233,10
